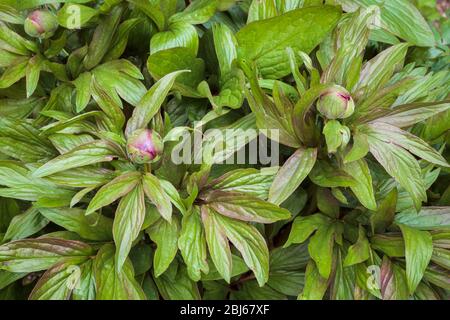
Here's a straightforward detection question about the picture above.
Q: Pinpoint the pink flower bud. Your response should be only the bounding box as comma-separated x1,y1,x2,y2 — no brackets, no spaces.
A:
317,85,355,119
126,129,163,164
24,10,58,39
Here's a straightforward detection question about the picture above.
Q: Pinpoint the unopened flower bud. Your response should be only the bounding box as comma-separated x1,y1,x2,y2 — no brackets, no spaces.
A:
317,85,355,119
126,129,163,164
24,10,58,39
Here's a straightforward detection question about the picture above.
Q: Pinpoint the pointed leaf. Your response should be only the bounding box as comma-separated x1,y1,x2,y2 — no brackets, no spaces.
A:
86,171,141,215
142,173,172,222
399,224,433,294
33,140,119,178
113,183,146,271
125,70,188,137
269,147,317,205
146,217,179,277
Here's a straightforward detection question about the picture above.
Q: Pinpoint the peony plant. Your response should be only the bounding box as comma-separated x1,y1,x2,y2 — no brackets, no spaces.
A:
0,0,448,301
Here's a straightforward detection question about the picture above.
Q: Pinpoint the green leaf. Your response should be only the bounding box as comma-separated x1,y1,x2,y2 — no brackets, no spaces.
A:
398,224,433,294
0,59,27,88
159,179,187,215
201,254,248,281
308,223,336,279
0,238,93,273
339,0,436,47
323,120,348,154
0,270,26,290
370,188,397,234
364,122,449,168
178,207,209,281
146,217,179,277
316,187,340,219
170,0,217,25
418,107,450,141
270,244,310,272
73,72,92,113
0,135,54,163
0,117,53,150
236,6,341,79
3,207,48,242
127,0,165,31
153,261,201,300
355,43,409,98
113,183,146,271
92,59,146,108
147,48,205,98
0,198,20,233
142,173,173,222
125,70,188,137
0,4,24,24
48,134,94,155
29,260,84,300
126,244,152,278
343,159,377,211
241,75,300,147
204,191,291,223
5,1,92,10
25,55,42,98
331,249,355,299
86,171,141,215
423,265,450,291
150,22,199,55
365,128,426,211
46,166,113,188
269,147,317,205
320,7,375,85
285,214,330,247
94,244,146,300
39,111,101,137
395,207,450,231
39,207,113,241
309,160,357,188
206,168,276,200
32,140,120,178
343,226,370,267
230,279,285,300
90,82,126,133
201,206,232,283
0,21,36,54
210,23,245,109
213,211,270,286
247,0,278,22
298,260,328,300
344,132,369,163
0,97,44,119
371,234,405,258
104,18,141,61
379,257,409,300
374,102,450,129
83,5,123,70
0,161,74,203
72,259,96,300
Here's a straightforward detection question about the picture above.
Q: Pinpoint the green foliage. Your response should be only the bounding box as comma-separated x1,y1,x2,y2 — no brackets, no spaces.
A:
0,0,448,301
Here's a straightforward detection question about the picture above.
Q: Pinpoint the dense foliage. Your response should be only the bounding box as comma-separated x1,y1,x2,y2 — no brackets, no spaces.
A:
0,0,449,300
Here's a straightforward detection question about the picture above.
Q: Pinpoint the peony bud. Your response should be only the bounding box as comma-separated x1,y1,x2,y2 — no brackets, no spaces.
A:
126,129,163,164
24,10,58,39
316,85,355,120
